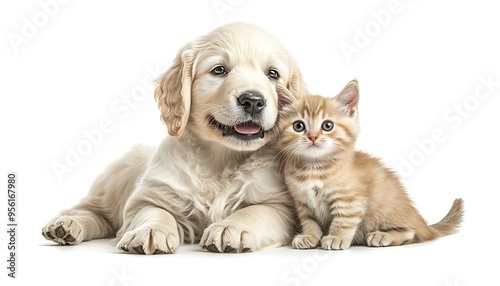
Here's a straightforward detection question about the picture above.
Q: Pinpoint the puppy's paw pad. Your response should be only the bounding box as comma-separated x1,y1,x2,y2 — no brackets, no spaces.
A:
292,234,320,249
42,216,83,245
117,226,179,255
321,235,352,250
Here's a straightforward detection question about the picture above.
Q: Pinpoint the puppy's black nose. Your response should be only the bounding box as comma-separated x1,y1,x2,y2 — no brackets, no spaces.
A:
238,91,265,116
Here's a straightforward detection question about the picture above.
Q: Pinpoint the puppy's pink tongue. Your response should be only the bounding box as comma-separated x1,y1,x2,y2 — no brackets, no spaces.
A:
234,123,261,135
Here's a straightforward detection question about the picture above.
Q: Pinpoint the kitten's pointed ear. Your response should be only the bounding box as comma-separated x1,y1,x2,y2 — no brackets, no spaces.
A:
276,84,298,109
334,79,359,117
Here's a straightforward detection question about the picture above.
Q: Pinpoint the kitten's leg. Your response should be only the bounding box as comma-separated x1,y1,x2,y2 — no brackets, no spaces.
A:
321,196,364,250
292,200,322,249
366,229,415,247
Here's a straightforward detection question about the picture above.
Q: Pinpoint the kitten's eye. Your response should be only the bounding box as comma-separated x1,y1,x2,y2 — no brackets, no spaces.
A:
211,65,227,76
322,120,334,131
267,69,280,80
292,121,305,132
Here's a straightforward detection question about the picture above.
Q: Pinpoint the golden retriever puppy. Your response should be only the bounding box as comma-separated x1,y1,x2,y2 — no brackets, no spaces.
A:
42,22,309,254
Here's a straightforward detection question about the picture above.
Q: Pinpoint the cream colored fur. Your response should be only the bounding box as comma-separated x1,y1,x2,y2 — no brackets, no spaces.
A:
277,81,464,250
42,23,309,254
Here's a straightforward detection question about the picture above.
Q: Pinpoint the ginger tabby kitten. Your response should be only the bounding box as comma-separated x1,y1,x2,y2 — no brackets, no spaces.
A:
277,80,464,250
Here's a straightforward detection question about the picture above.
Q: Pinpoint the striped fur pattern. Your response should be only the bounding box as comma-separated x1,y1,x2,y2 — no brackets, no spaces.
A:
277,80,464,250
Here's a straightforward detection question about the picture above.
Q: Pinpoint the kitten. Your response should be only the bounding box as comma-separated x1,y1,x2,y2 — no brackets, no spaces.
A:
276,80,464,250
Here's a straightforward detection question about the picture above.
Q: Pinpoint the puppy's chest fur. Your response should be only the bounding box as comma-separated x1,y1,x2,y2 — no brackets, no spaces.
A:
156,138,288,225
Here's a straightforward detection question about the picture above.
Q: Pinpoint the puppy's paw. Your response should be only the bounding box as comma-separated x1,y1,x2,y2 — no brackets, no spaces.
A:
117,225,180,255
321,235,352,250
200,224,256,253
292,234,320,249
42,216,84,245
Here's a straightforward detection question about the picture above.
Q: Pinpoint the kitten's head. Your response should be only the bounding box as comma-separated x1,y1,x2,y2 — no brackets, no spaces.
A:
277,80,360,162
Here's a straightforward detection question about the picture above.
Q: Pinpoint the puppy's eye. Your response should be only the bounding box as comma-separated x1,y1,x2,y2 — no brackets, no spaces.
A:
322,120,334,131
211,66,227,76
292,121,305,132
268,69,280,80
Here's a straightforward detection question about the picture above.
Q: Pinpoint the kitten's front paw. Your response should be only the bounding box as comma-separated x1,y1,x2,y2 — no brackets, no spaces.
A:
321,235,352,250
292,234,320,249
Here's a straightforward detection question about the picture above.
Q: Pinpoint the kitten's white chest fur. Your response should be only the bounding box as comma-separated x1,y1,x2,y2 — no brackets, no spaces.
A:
297,179,332,230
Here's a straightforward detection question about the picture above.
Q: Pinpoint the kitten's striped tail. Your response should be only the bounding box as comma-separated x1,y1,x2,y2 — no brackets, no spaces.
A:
429,198,464,237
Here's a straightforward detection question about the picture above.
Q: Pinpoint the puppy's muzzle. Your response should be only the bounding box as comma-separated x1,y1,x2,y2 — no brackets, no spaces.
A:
238,91,266,116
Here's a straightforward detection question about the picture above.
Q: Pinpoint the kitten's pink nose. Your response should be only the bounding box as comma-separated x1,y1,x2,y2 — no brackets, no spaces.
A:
308,135,318,143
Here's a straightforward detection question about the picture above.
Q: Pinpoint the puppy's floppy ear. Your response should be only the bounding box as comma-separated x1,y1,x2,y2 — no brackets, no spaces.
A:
334,79,359,117
276,84,297,109
286,64,310,99
154,45,195,137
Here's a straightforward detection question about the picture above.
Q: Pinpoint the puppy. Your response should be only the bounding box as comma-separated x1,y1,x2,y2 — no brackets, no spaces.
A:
42,22,309,254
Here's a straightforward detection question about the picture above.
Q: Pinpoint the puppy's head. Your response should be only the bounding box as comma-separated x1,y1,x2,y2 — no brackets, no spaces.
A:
155,22,307,151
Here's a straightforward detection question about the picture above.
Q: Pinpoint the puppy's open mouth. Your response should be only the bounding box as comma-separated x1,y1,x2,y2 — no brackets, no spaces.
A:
208,116,264,140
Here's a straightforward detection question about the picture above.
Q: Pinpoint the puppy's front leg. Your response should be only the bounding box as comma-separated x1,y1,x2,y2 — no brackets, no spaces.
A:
116,206,180,254
200,204,294,253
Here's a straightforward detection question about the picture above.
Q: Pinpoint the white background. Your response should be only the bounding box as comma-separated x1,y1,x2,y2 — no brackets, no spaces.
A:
1,0,499,285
